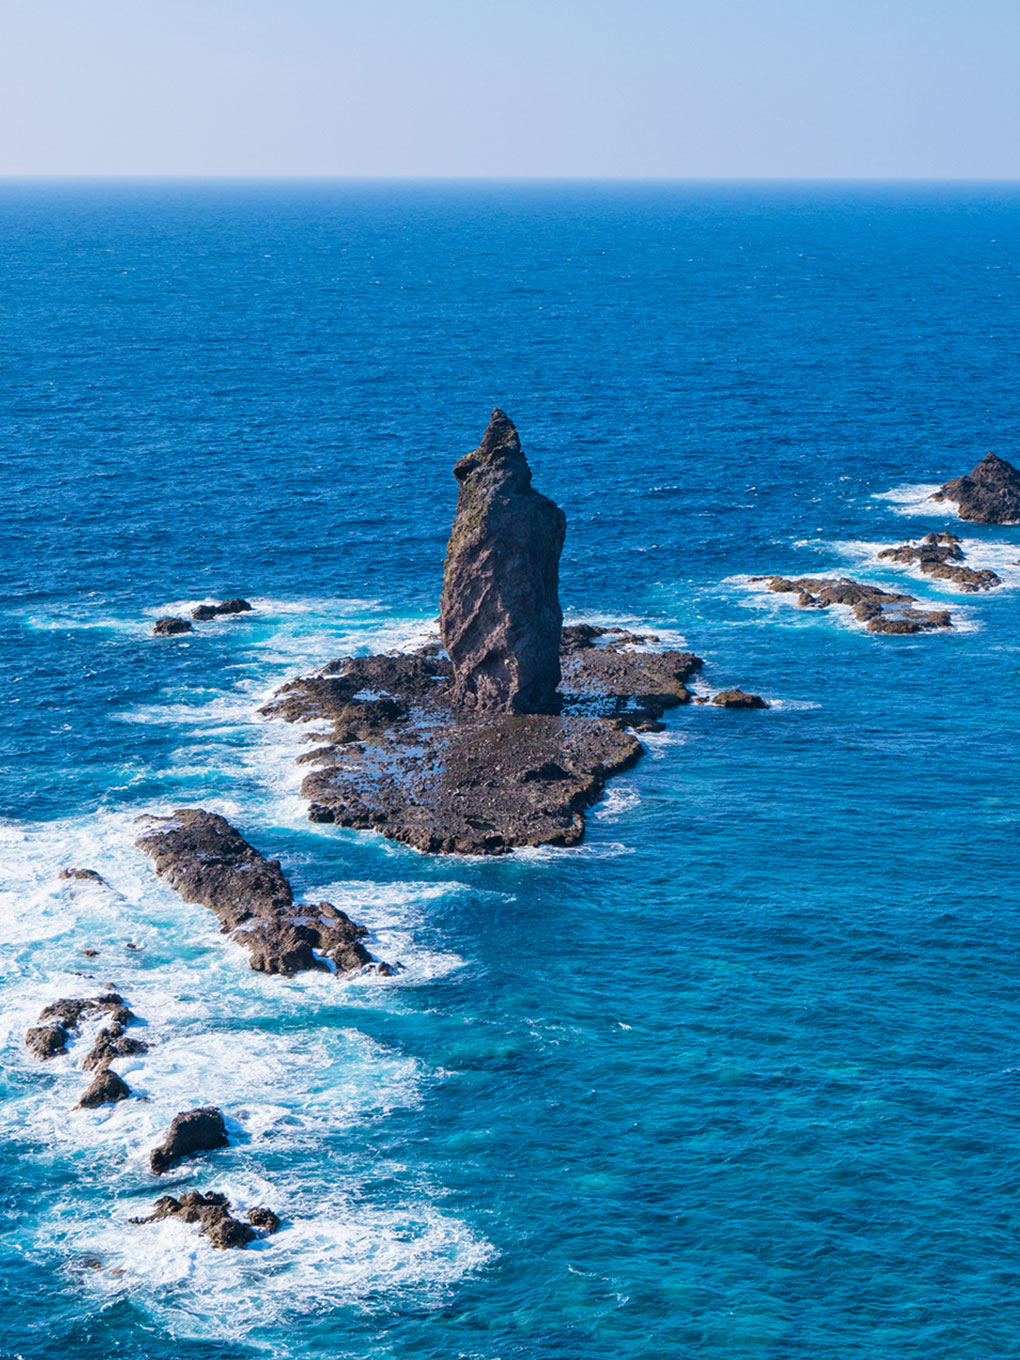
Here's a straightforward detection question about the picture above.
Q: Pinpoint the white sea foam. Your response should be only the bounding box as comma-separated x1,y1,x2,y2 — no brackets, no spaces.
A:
593,784,641,820
831,537,1020,594
873,483,958,517
0,802,491,1339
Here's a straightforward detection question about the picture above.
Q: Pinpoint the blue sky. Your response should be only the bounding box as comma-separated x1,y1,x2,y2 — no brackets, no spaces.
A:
1,0,1017,178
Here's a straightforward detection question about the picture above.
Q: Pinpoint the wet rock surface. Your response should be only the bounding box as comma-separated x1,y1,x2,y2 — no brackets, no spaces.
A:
78,1066,131,1109
131,1191,278,1249
152,616,193,636
929,453,1020,523
59,868,107,884
753,575,954,634
26,1023,70,1060
135,809,380,975
877,531,1002,591
26,990,147,1105
440,409,566,715
149,1107,229,1174
262,626,705,855
191,597,254,621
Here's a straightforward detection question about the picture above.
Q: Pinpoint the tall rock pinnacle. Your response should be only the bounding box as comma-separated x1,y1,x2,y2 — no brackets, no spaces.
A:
440,410,566,715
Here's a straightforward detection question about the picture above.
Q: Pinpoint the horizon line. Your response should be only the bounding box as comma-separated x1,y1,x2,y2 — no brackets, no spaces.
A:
0,173,1019,185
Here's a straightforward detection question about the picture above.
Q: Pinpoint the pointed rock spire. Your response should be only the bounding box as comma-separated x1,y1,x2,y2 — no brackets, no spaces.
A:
440,410,566,715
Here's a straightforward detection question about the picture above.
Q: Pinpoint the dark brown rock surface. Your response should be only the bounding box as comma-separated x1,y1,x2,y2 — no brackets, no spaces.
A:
131,1191,274,1249
153,617,193,637
149,1107,229,1174
929,453,1020,523
192,598,254,621
878,531,1002,591
261,626,705,855
78,1066,131,1109
711,690,769,709
753,575,953,634
440,410,566,715
134,810,378,976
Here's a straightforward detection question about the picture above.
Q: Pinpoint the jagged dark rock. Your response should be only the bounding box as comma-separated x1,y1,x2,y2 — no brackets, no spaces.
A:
877,531,1002,591
131,1191,270,1249
59,868,107,885
78,1066,131,1108
152,617,193,636
191,598,254,621
26,1024,69,1060
753,575,953,634
929,453,1020,523
82,1025,149,1072
149,1107,229,1174
134,810,379,976
261,626,704,855
440,410,566,715
247,1206,280,1234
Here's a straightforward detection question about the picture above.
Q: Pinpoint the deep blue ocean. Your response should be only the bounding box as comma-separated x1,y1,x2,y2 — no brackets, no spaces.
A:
1,181,1019,1360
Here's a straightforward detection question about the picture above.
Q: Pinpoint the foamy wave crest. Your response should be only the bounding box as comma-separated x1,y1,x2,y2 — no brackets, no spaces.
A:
593,784,641,821
873,483,958,517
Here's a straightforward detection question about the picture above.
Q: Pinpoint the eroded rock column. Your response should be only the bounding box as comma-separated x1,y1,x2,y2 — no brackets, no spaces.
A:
440,409,566,714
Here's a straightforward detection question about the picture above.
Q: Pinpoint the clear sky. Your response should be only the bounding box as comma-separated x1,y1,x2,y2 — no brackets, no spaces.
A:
1,0,1018,178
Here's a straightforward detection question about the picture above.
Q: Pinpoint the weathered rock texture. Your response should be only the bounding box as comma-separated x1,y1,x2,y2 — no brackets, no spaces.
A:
135,809,381,976
261,626,706,855
25,990,147,1107
753,575,953,634
192,598,253,621
149,1107,229,1174
710,690,769,710
153,617,193,636
131,1191,277,1249
440,410,566,715
929,453,1020,524
877,531,1002,591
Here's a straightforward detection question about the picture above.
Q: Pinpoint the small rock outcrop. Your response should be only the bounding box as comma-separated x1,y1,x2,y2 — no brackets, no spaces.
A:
710,690,769,709
82,1025,149,1072
153,616,193,637
26,1024,69,1060
135,810,380,976
753,576,953,634
59,868,107,885
131,1191,277,1249
191,598,254,621
149,1107,229,1174
78,1067,131,1109
440,410,566,715
929,453,1020,523
878,531,1002,591
26,992,141,1064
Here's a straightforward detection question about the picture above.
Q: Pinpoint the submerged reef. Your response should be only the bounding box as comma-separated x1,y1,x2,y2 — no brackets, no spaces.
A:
929,452,1020,524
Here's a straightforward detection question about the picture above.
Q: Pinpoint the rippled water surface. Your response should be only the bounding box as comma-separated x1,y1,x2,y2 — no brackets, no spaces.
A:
2,181,1020,1360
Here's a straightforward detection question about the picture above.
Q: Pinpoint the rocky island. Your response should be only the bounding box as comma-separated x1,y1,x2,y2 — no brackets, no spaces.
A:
261,410,760,855
929,452,1020,523
752,575,954,633
877,532,1001,591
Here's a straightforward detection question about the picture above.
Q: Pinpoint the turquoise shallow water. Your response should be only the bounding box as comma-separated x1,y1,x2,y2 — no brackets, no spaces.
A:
1,181,1019,1359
